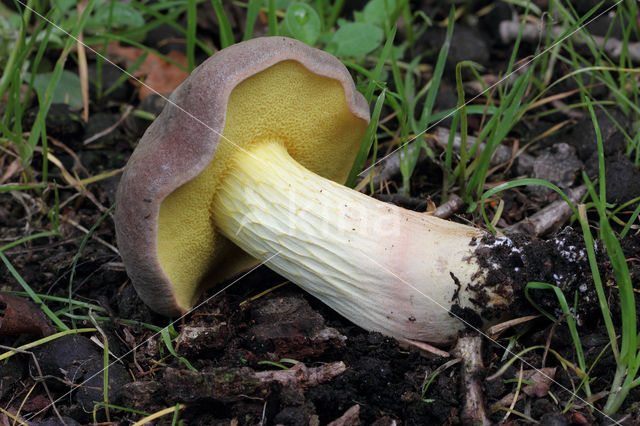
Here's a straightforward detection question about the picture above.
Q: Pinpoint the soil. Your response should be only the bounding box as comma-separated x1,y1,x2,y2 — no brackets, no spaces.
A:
2,1,640,425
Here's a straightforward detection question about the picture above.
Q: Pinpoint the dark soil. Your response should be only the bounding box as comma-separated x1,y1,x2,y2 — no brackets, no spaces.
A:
2,1,640,425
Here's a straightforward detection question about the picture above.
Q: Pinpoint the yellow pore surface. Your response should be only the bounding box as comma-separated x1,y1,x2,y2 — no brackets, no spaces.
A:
157,60,368,310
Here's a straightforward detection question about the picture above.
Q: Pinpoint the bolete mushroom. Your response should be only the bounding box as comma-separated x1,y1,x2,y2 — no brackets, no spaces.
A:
115,37,530,345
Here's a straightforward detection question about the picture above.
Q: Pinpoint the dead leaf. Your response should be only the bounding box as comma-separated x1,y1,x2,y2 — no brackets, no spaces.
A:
492,366,557,409
0,159,22,185
21,393,52,412
106,42,189,100
0,293,54,337
522,367,556,397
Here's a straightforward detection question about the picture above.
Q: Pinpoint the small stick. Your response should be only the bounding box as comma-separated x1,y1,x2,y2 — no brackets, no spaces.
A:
63,216,119,255
500,20,640,64
253,361,346,387
77,2,89,122
158,362,347,403
506,185,587,236
83,106,133,145
433,193,464,219
405,338,451,358
487,315,541,339
430,127,533,170
327,404,360,426
454,335,491,426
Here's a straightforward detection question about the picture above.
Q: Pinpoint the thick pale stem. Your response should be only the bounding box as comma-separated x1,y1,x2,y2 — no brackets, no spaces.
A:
212,141,487,344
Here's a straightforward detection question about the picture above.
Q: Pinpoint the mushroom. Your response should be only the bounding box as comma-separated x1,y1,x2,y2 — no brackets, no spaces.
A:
115,37,516,345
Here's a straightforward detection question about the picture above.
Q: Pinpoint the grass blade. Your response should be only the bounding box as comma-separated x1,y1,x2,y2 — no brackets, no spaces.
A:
243,0,262,40
268,0,278,36
345,89,386,188
186,0,197,70
211,0,234,49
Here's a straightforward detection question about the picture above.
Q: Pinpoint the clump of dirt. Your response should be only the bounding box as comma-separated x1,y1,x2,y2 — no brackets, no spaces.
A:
113,289,460,425
569,107,640,204
22,103,84,149
32,334,130,419
472,227,600,325
531,143,583,199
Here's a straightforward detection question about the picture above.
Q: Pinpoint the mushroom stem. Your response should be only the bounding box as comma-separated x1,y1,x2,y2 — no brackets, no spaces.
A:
212,140,489,344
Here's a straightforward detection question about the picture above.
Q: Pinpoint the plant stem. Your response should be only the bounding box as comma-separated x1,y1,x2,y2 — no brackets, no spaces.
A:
603,364,628,414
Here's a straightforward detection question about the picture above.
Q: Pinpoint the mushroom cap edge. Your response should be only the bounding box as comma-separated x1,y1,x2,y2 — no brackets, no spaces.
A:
114,37,370,316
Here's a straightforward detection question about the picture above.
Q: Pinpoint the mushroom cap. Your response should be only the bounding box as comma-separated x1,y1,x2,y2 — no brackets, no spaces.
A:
115,37,370,316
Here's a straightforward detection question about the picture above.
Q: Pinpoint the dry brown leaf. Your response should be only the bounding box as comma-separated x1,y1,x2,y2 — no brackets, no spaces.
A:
0,293,54,337
522,367,556,398
106,42,189,100
0,159,22,185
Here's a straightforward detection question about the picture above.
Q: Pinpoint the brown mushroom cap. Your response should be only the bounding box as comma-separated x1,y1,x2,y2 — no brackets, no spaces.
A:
115,37,370,316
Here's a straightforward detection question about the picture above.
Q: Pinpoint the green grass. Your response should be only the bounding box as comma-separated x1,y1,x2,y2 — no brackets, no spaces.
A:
1,0,640,419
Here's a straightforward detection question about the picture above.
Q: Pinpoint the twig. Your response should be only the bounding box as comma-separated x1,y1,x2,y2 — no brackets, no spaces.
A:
430,127,533,170
77,1,89,122
360,143,426,193
487,315,541,339
499,20,640,64
253,361,346,387
63,216,119,255
506,185,587,236
83,105,133,145
454,335,491,426
47,136,89,176
405,338,451,358
433,193,465,219
327,404,360,426
157,362,347,403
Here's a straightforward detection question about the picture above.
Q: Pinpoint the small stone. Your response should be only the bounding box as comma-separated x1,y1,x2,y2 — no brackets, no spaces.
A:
531,143,582,199
34,416,81,426
32,335,130,412
539,413,566,426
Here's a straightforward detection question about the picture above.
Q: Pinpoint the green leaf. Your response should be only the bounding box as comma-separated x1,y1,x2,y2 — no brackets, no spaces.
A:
160,328,197,372
329,22,383,57
87,2,144,31
33,70,83,109
51,0,77,14
285,2,321,45
363,0,397,27
352,11,365,23
276,0,294,8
